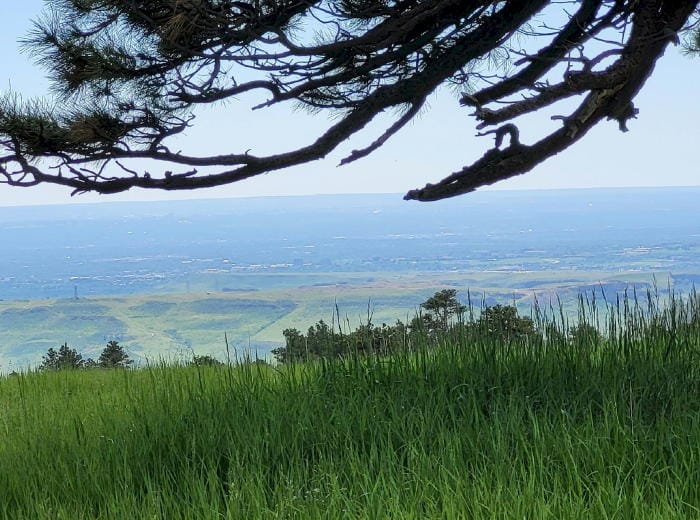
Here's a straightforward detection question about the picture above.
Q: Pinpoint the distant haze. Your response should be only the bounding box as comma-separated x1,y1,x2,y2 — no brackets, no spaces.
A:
1,187,698,301
1,187,698,367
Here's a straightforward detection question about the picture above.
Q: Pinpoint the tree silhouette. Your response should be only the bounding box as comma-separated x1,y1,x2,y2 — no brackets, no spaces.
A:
98,340,133,368
1,1,698,200
40,343,84,370
420,289,466,331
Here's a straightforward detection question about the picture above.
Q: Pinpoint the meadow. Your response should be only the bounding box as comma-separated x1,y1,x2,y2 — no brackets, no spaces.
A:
1,291,699,518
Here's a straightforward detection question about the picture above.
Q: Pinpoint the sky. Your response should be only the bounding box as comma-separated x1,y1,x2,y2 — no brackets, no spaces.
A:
1,2,699,206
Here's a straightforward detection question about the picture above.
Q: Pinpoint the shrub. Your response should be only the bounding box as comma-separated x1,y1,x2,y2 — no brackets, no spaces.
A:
477,304,536,342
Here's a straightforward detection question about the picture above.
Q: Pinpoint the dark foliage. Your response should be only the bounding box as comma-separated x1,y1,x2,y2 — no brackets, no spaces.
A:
190,354,224,367
98,340,133,368
568,323,604,348
1,1,698,200
40,343,84,370
420,289,466,331
272,290,539,363
476,304,537,342
272,319,411,363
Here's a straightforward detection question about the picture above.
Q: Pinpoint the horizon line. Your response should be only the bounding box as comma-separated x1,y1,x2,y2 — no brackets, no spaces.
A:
0,184,699,210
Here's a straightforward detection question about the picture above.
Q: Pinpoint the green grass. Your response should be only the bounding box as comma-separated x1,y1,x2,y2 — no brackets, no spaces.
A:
1,291,700,518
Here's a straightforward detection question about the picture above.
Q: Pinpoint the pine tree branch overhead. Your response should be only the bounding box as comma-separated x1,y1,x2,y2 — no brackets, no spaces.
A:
1,1,698,201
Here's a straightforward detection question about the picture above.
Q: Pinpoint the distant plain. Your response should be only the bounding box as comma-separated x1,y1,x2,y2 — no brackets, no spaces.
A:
1,187,698,369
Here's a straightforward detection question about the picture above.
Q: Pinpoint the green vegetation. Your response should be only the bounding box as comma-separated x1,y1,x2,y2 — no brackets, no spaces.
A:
271,290,536,363
0,269,674,369
1,290,700,518
97,341,133,369
39,341,133,371
419,288,467,331
0,292,299,368
39,343,85,370
190,354,225,367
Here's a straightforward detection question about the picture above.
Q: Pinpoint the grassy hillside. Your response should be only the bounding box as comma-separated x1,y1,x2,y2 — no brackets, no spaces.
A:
0,269,676,369
1,293,699,518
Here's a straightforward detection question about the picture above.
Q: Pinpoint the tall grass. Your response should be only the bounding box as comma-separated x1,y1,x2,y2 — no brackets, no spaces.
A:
1,290,700,518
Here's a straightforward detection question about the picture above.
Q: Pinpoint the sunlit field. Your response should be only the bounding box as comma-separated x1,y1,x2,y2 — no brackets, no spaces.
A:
1,291,700,519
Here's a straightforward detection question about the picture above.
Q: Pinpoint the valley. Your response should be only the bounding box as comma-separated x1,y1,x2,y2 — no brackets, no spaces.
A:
1,187,698,369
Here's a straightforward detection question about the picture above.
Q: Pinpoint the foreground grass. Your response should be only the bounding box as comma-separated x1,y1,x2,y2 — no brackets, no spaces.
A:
2,300,700,518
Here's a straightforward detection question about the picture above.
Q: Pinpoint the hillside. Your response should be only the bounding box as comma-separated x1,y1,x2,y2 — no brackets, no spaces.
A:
1,293,699,518
0,268,684,369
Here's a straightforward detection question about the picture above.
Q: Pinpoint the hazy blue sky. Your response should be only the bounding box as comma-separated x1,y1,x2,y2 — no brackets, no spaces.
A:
1,2,699,206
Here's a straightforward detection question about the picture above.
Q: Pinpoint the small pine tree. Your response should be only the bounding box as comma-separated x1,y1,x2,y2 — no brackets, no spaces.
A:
40,348,59,370
40,343,84,370
98,341,133,368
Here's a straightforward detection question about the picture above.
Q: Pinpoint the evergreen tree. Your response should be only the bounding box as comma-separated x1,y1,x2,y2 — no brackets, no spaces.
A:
40,343,84,370
98,341,133,368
